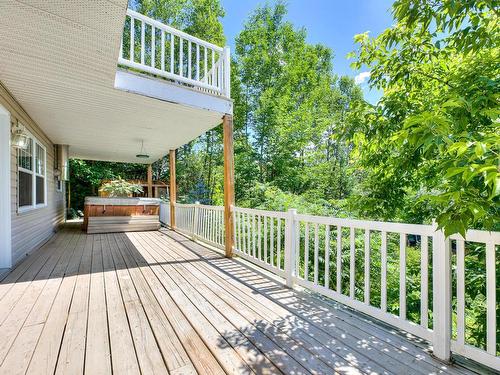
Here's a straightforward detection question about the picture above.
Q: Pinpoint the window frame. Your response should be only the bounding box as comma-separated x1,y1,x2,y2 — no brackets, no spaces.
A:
17,129,47,213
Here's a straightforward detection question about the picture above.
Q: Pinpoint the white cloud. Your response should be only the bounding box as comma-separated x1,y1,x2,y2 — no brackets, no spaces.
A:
354,71,371,85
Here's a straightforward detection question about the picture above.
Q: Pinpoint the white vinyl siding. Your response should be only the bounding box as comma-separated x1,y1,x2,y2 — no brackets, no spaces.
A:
1,84,65,265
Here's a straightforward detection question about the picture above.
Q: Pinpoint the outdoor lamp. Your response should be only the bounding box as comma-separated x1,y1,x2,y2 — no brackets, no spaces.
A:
136,139,150,159
11,123,29,149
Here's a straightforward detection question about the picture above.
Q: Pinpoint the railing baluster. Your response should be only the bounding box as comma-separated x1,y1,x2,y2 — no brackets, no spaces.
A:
140,20,145,64
364,229,370,304
209,209,213,242
421,235,429,328
247,212,251,254
381,231,387,312
304,223,309,281
486,241,496,355
196,44,200,81
325,225,330,288
211,49,215,85
161,30,165,71
179,37,183,77
336,226,342,293
241,212,246,253
204,46,208,82
188,40,192,79
456,238,465,345
277,218,282,269
270,217,274,266
203,209,208,238
264,216,268,263
151,26,155,68
130,17,135,62
400,232,406,319
218,52,222,89
350,227,355,298
258,215,262,260
170,34,174,73
252,214,256,258
217,210,221,244
314,223,319,285
295,220,300,278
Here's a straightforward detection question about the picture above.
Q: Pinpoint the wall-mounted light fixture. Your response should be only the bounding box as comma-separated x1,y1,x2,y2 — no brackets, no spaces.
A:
11,123,29,149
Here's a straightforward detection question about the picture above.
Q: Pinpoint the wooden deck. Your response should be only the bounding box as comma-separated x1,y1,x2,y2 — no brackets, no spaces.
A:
0,224,474,375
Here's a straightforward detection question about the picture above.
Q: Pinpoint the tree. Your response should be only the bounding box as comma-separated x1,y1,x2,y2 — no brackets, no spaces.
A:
349,0,499,236
234,2,363,203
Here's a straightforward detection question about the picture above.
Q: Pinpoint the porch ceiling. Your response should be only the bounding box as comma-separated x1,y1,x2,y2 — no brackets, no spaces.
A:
0,1,225,164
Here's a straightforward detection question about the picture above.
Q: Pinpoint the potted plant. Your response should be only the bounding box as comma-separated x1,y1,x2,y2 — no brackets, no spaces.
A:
99,177,143,197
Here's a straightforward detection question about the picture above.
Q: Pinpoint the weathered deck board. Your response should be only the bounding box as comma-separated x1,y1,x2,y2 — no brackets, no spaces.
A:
0,224,474,375
152,230,456,375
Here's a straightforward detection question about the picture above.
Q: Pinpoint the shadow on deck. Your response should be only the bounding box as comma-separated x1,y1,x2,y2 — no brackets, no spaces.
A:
0,223,476,374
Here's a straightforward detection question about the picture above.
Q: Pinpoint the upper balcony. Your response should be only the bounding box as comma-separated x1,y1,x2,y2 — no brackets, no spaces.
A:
118,9,231,99
0,2,231,164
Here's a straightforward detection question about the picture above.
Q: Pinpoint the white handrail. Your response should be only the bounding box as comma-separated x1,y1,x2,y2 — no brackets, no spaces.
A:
119,9,231,98
160,203,499,370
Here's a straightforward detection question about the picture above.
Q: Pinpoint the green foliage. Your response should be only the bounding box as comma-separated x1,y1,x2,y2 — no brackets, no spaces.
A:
349,0,500,236
131,0,225,45
69,159,147,212
233,2,363,202
99,178,144,197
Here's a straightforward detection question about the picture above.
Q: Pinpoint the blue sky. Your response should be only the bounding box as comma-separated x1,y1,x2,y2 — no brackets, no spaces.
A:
220,0,395,103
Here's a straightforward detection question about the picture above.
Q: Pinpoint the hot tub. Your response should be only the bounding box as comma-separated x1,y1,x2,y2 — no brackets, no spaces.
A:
83,197,161,234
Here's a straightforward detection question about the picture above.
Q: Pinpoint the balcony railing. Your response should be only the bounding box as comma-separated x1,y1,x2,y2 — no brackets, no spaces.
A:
119,9,230,98
161,202,500,371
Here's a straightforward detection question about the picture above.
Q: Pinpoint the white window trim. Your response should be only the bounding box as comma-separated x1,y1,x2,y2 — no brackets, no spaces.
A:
17,129,47,213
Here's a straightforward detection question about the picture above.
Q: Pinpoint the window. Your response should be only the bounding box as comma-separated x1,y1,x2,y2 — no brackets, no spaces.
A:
18,131,46,211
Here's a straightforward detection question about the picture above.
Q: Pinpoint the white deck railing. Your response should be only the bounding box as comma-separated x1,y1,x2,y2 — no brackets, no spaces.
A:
171,202,225,250
119,9,230,98
159,203,499,370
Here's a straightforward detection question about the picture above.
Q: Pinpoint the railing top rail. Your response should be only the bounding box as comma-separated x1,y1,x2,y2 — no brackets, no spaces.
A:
233,206,288,219
174,203,196,208
126,9,224,52
197,204,224,211
295,213,435,236
450,229,500,243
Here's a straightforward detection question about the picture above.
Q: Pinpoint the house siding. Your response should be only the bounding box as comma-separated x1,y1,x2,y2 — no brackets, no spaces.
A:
0,83,65,265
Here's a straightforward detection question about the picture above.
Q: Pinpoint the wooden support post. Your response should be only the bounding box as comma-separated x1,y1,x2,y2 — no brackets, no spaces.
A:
169,150,176,229
223,114,235,258
147,164,153,198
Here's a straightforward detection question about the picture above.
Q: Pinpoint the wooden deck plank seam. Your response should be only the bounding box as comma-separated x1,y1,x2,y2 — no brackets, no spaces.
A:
134,232,320,375
159,229,470,375
123,232,250,375
25,231,89,374
0,230,78,372
144,231,383,375
142,231,381,375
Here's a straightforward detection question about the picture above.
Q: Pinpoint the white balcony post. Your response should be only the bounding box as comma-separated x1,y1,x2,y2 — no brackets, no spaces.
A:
223,46,231,98
192,201,200,240
432,221,452,362
284,208,297,288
